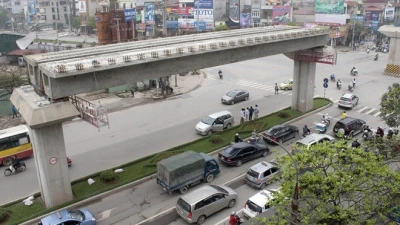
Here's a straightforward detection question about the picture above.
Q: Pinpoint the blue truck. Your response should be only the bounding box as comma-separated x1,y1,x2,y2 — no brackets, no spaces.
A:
156,151,220,194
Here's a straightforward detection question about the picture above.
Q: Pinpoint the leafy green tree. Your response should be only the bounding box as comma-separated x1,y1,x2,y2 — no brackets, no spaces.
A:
380,83,400,128
285,21,297,26
71,17,81,30
214,23,229,31
0,7,8,29
251,140,400,225
0,65,28,100
87,16,96,29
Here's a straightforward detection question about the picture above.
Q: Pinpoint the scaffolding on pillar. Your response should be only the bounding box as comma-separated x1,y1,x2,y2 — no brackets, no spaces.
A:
70,95,110,131
293,46,337,65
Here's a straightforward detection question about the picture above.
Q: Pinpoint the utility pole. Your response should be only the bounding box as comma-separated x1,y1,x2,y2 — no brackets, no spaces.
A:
196,0,200,33
162,1,167,36
68,0,72,32
351,10,355,50
115,18,121,42
303,0,306,27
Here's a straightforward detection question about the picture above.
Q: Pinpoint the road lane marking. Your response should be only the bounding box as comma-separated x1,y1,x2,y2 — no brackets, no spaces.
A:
365,108,377,115
97,208,116,221
357,106,369,113
373,111,381,117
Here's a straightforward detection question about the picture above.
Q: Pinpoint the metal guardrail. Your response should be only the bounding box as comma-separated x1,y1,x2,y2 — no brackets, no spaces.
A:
47,28,329,75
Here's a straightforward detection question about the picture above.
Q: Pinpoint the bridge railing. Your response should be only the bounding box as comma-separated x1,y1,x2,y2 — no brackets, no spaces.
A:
50,28,330,75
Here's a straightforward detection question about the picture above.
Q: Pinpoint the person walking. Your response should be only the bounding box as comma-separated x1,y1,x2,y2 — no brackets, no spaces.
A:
254,105,259,119
240,108,246,125
275,83,279,94
249,106,254,121
352,78,356,88
130,87,135,98
245,107,249,121
12,105,18,118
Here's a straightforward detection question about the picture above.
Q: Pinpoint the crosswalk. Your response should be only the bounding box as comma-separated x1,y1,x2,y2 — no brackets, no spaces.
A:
207,75,382,118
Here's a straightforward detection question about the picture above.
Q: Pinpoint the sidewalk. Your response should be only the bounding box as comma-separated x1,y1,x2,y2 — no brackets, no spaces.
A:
0,73,204,129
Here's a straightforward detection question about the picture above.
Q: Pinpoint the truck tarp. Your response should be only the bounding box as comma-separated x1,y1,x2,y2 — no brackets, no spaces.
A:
157,151,205,188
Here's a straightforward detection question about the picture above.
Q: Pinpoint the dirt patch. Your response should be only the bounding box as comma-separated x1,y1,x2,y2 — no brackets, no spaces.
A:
0,115,25,129
0,211,12,224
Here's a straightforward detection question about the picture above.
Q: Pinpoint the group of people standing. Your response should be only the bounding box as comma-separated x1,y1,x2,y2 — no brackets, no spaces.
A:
240,105,259,124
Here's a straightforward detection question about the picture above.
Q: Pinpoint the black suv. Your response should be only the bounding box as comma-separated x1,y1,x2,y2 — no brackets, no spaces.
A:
333,117,366,139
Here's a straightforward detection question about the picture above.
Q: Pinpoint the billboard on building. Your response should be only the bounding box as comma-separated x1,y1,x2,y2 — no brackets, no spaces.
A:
29,0,35,15
315,14,346,24
272,6,291,24
229,0,240,26
194,0,213,9
240,13,251,28
177,18,211,30
178,18,195,29
167,20,179,29
165,0,179,7
352,15,365,23
124,9,136,22
78,0,86,13
288,0,315,15
371,12,379,21
385,7,394,20
315,0,344,14
145,4,155,24
178,7,194,15
371,20,379,30
194,9,213,20
365,12,372,20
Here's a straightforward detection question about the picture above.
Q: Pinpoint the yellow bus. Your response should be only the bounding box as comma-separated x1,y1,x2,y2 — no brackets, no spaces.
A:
0,125,33,166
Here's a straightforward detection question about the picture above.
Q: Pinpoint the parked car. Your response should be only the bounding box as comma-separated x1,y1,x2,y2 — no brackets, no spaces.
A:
243,188,281,218
156,151,220,194
38,208,96,225
263,125,299,144
221,89,249,105
176,184,237,224
293,133,335,153
338,93,359,109
333,117,366,139
279,79,293,90
218,142,270,167
245,161,281,189
195,111,234,136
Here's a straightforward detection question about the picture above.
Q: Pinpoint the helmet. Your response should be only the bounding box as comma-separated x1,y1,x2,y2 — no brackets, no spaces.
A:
236,133,239,136
231,211,236,215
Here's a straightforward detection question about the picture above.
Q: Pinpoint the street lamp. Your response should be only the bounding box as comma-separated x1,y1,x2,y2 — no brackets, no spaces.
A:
260,134,300,225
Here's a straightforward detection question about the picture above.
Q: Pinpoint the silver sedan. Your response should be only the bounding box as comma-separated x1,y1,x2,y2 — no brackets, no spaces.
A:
221,89,249,105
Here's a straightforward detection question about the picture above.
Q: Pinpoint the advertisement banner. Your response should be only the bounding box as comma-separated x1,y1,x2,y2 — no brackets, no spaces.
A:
272,6,291,24
229,0,240,26
178,7,194,15
78,0,86,13
167,20,179,29
138,23,146,29
365,12,372,20
194,21,207,30
289,0,315,15
178,18,195,29
124,9,136,22
315,0,344,14
240,13,251,28
315,14,346,24
385,7,394,20
371,20,379,30
371,12,379,21
29,0,35,15
167,8,179,13
165,0,179,7
194,9,213,20
145,4,155,24
136,11,142,22
194,0,213,9
352,15,364,23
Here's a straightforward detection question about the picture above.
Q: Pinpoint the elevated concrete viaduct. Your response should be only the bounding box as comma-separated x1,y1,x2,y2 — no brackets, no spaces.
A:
379,25,400,77
12,26,333,208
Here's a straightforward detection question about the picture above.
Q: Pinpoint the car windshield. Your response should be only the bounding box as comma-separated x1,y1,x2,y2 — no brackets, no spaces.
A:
247,169,259,179
67,210,85,221
224,146,240,155
201,116,215,125
210,185,228,194
340,97,350,101
226,91,237,97
334,122,345,130
283,80,291,84
267,126,282,135
246,200,262,213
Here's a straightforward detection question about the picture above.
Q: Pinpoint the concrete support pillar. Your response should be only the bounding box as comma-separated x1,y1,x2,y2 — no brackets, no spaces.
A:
10,86,79,208
378,25,400,76
291,60,316,112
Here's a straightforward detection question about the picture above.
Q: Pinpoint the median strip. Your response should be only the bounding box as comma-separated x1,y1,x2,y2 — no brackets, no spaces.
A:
1,98,331,225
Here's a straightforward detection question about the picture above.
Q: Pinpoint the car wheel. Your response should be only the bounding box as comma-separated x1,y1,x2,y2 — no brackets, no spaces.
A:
2,157,13,166
236,160,243,167
284,87,288,91
228,199,236,208
206,130,212,136
206,174,214,183
245,96,249,101
260,183,267,189
197,215,206,225
231,100,235,105
18,164,26,172
226,123,232,129
179,186,188,194
262,150,269,157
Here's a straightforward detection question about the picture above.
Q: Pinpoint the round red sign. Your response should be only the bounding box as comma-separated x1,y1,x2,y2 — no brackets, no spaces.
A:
49,157,57,165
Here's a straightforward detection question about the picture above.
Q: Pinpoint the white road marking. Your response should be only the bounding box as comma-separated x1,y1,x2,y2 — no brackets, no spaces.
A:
97,208,116,221
357,106,369,113
215,209,245,225
373,111,381,117
365,108,377,115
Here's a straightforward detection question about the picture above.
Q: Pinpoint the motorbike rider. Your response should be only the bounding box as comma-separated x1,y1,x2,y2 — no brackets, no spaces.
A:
322,114,329,124
234,133,242,143
218,70,223,78
12,155,20,171
352,139,361,148
250,129,258,142
377,126,384,138
375,53,379,59
351,67,357,74
229,211,238,225
337,79,342,88
330,73,335,80
388,127,394,139
303,125,310,136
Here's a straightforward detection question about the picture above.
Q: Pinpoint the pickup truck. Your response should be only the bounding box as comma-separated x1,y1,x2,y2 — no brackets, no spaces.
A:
156,150,220,194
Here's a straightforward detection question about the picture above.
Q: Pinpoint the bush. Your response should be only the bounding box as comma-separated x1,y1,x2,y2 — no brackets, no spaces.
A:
99,170,117,182
277,112,291,118
209,135,223,144
0,207,8,222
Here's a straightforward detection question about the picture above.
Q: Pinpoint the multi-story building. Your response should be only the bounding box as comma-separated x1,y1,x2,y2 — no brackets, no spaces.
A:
36,0,71,26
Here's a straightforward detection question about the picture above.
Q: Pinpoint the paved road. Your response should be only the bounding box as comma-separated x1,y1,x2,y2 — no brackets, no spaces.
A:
34,30,98,43
0,52,397,205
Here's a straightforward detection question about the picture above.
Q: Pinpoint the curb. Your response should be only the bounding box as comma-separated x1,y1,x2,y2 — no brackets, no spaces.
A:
19,100,332,225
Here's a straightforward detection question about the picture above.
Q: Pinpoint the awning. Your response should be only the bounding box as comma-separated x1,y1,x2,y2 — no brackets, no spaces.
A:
16,33,36,50
345,1,358,7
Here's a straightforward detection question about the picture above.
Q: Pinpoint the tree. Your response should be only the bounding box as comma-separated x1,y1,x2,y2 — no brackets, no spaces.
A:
71,17,81,30
251,140,400,225
214,23,229,31
0,65,28,100
380,83,400,128
87,16,96,29
285,21,297,26
0,7,8,29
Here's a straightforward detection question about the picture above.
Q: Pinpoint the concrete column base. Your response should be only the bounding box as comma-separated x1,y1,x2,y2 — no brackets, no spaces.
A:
10,85,79,208
291,60,316,112
384,64,400,77
379,26,400,77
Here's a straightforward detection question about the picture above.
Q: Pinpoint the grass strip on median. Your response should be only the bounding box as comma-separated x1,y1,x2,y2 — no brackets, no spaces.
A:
0,98,331,225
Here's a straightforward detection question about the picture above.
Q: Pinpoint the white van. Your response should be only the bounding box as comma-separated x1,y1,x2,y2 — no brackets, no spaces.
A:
243,188,280,218
195,111,234,136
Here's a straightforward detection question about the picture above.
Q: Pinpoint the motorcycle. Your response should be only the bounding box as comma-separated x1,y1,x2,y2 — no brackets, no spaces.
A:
374,56,378,61
4,163,26,176
330,76,336,82
235,215,244,225
362,130,373,141
350,70,358,76
219,72,223,79
337,82,342,90
302,130,311,137
248,135,260,143
316,118,330,134
348,85,353,92
367,48,370,54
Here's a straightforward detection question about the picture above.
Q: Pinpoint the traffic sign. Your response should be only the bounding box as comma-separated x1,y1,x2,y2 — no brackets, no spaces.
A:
323,83,328,88
323,78,329,88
